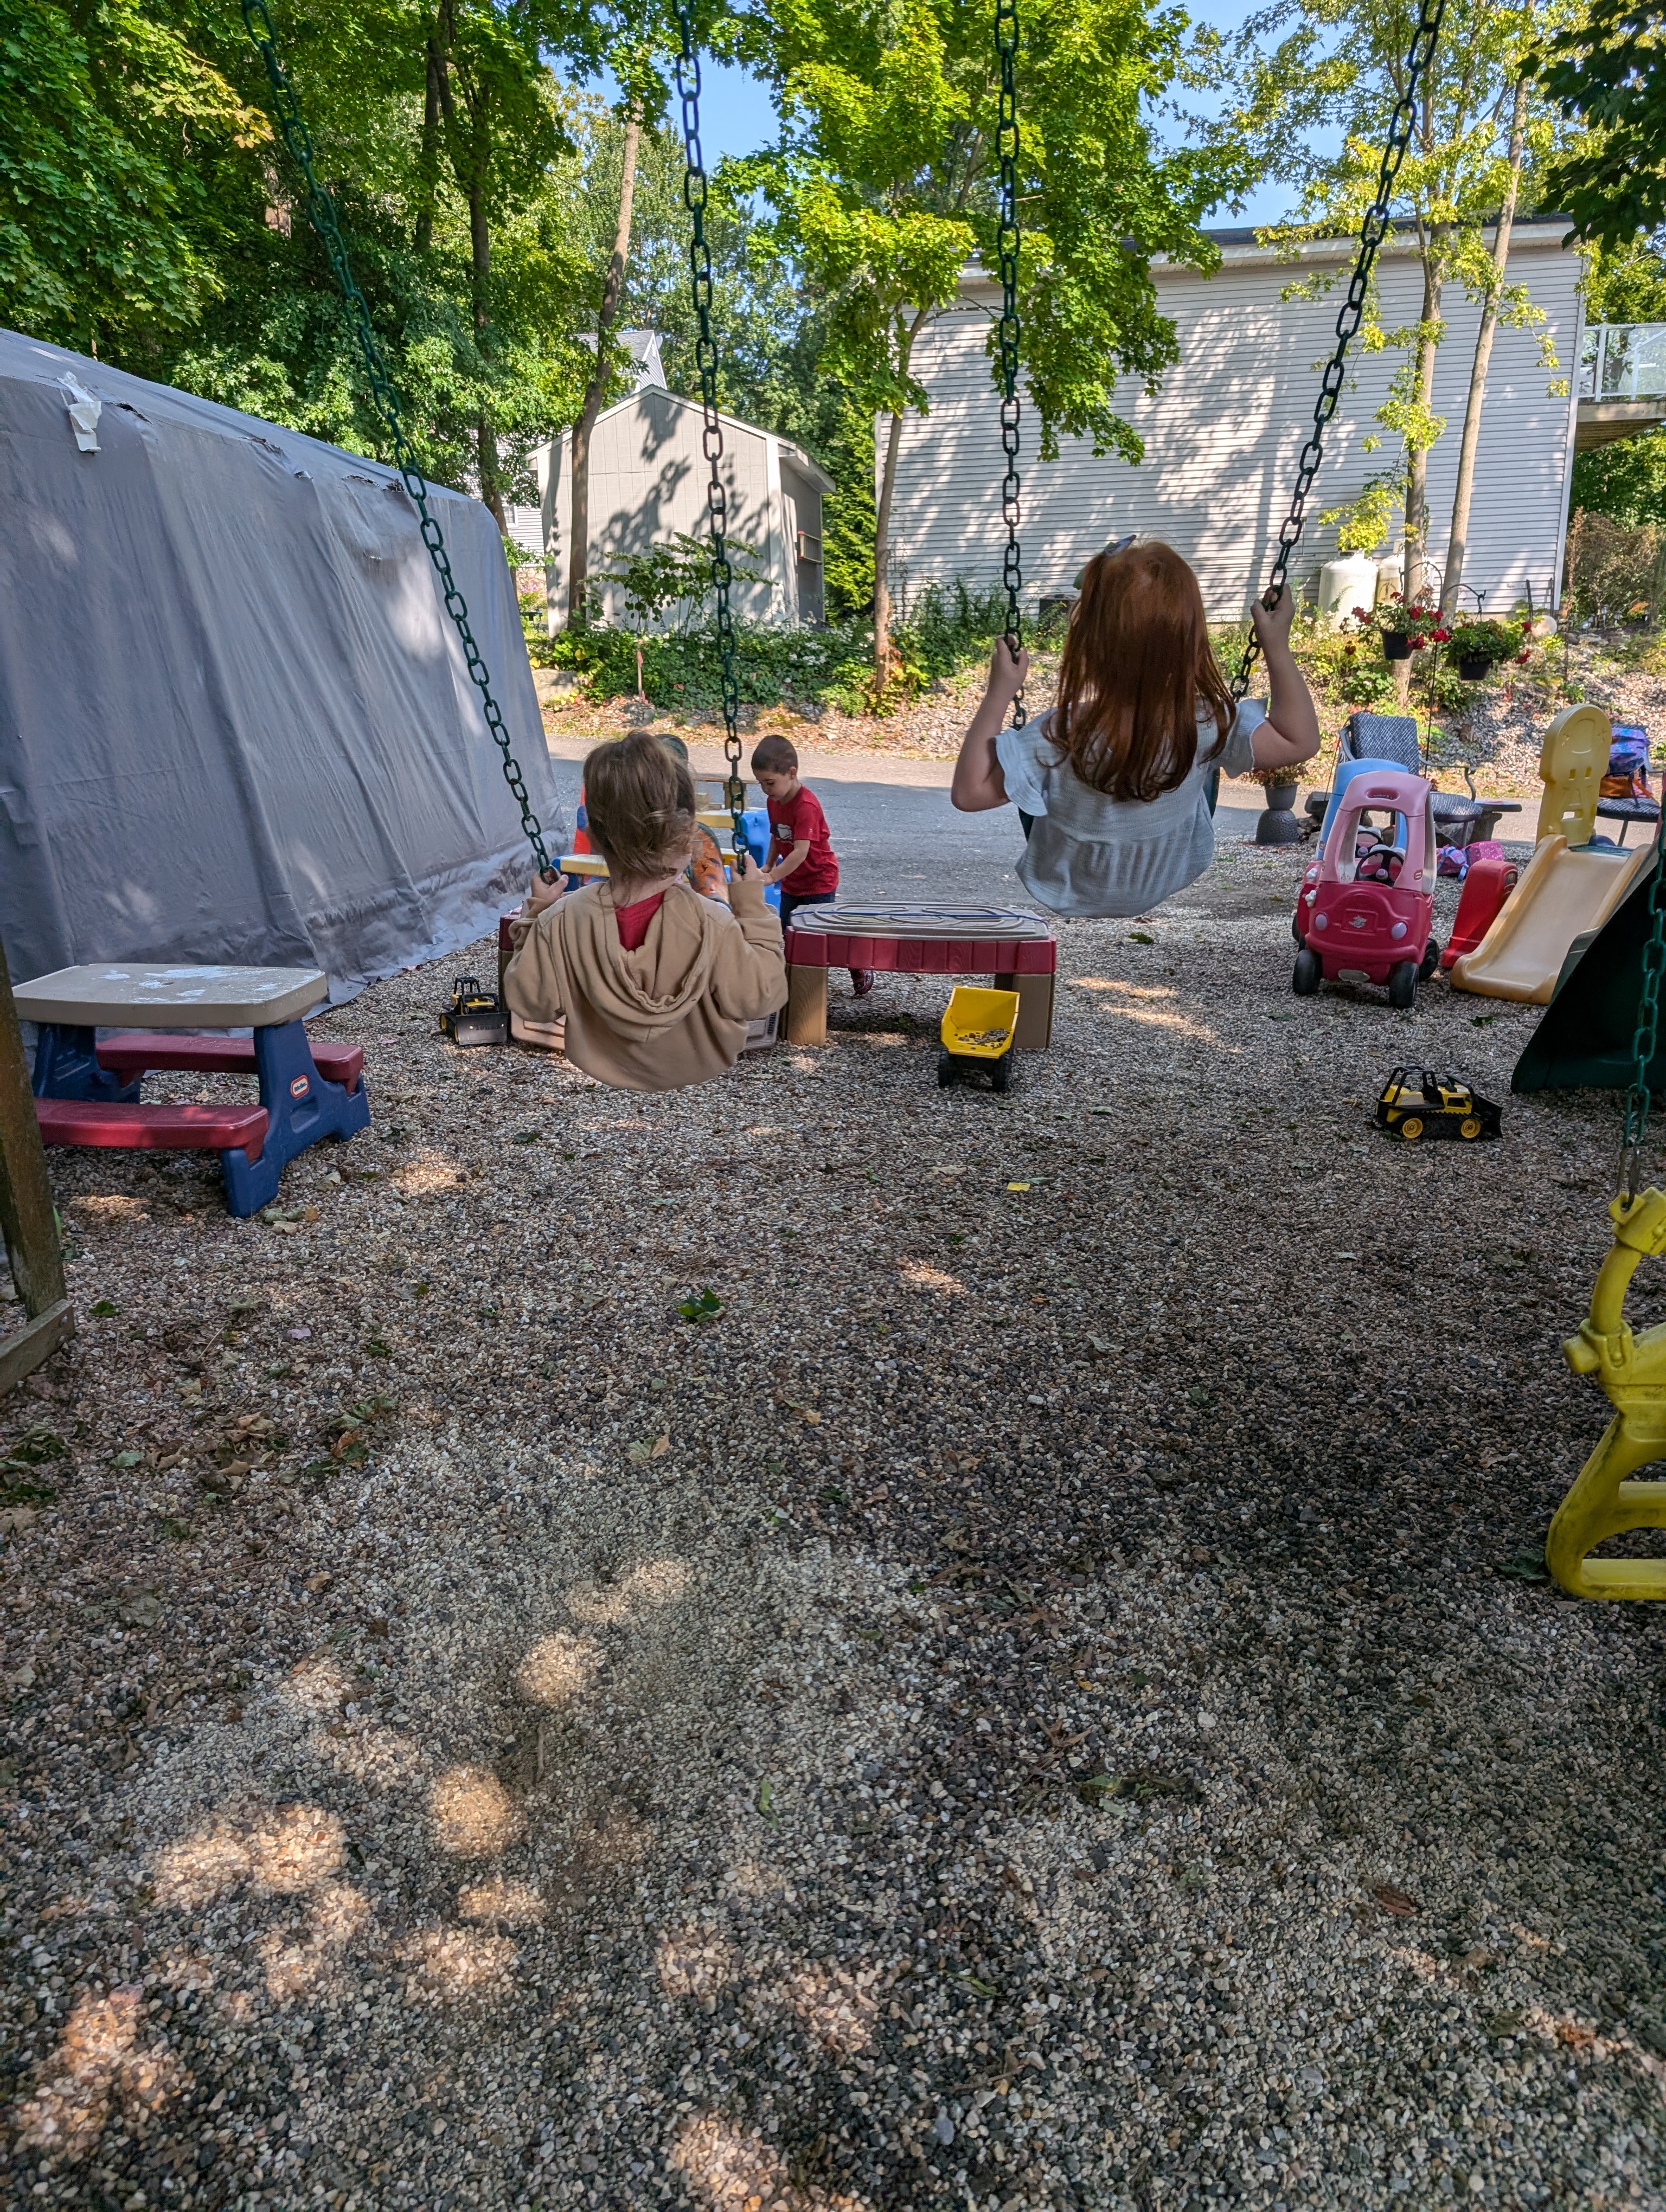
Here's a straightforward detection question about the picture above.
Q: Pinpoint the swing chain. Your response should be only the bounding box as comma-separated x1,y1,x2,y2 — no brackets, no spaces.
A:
1619,803,1666,1199
673,8,748,866
1231,0,1448,705
240,1,551,874
994,0,1024,728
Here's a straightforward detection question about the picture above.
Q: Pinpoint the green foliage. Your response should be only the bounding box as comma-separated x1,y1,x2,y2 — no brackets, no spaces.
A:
1581,233,1666,324
592,532,768,634
1223,0,1573,563
1537,0,1666,249
1446,615,1527,662
532,574,1005,715
1573,432,1666,529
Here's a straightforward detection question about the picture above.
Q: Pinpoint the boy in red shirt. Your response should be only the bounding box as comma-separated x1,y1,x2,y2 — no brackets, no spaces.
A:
752,734,873,996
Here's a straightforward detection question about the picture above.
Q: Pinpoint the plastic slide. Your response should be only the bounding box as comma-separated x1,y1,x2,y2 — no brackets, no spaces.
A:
1449,835,1653,1004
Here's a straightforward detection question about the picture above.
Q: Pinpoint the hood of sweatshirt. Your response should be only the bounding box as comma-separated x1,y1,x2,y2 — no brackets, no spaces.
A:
558,880,723,1040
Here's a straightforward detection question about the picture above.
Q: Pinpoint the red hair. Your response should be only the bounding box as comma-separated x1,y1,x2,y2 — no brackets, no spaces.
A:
1052,542,1234,803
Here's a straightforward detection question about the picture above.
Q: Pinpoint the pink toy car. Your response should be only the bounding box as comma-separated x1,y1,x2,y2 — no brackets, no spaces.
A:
1293,767,1441,1008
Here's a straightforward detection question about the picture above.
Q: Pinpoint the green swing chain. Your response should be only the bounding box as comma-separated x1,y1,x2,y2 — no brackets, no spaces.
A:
994,0,1024,728
240,0,552,876
1619,804,1666,1200
672,9,749,867
1231,0,1448,707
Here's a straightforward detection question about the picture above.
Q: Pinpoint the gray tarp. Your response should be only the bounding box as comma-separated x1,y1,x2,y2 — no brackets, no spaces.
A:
0,330,563,999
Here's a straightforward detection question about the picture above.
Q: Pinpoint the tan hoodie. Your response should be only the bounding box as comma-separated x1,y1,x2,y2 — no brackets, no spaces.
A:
502,869,787,1092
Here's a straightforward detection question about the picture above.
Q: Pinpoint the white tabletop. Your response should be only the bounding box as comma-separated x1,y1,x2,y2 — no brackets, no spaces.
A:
13,964,328,1029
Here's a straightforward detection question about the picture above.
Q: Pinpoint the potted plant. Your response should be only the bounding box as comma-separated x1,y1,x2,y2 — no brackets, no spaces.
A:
1447,616,1525,682
1251,761,1303,845
1376,593,1449,660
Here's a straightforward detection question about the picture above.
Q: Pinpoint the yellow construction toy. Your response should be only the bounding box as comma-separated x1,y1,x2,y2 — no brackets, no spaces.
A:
1553,1185,1666,1599
939,985,1019,1093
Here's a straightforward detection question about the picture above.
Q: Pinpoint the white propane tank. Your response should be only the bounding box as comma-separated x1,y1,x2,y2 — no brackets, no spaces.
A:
1316,554,1382,628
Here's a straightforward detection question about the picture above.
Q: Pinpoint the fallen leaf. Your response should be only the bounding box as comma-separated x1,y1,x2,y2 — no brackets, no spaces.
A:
307,1572,333,1594
112,1450,142,1469
1006,1181,1031,1193
1497,1551,1550,1583
1127,931,1155,944
0,1507,40,1536
117,1590,164,1628
1371,1883,1419,1918
650,1433,671,1459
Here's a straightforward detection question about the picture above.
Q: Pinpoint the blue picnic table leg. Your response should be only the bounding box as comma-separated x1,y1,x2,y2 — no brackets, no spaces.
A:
219,1019,373,1216
30,1024,142,1103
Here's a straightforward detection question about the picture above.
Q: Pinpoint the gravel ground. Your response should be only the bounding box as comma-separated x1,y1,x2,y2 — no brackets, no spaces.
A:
5,839,1666,2212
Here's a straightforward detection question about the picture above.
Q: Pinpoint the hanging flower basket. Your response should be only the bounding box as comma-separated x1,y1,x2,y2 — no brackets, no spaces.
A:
1381,631,1412,661
1447,618,1527,684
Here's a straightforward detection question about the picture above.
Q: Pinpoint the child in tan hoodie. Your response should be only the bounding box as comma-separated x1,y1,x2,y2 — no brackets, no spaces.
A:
502,731,787,1092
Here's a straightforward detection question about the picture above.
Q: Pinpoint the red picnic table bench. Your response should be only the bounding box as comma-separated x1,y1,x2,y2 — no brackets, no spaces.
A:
16,964,369,1217
782,906,1058,1050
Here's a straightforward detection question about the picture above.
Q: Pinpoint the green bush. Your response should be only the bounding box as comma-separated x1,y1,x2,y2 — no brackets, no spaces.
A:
520,574,1011,717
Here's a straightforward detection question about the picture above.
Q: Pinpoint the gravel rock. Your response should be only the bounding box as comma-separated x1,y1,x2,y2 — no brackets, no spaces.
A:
3,838,1665,2211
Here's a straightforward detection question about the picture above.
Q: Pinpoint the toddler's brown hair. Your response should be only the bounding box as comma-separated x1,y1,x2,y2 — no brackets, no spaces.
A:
751,734,799,775
582,731,697,880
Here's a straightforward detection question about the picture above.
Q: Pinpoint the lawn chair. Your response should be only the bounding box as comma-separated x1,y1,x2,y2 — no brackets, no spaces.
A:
1304,713,1523,847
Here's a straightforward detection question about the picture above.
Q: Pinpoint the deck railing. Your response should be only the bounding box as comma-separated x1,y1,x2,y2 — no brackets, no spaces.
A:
1580,324,1666,402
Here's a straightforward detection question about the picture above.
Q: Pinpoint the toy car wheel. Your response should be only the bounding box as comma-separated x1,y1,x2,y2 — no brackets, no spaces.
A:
1419,938,1441,981
1291,914,1304,945
1399,1115,1425,1141
992,1053,1013,1094
1459,1115,1482,1139
938,1051,956,1089
1292,948,1322,996
1387,960,1418,1009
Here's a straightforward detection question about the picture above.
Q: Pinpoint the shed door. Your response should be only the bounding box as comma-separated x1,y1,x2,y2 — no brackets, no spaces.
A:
781,462,824,625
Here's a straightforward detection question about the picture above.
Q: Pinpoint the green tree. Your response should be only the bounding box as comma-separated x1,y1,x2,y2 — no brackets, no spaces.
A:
1,0,607,512
1536,0,1666,250
734,0,1244,695
0,0,260,355
1224,0,1569,620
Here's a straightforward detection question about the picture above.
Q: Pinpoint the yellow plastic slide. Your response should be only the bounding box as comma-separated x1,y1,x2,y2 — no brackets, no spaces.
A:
1450,835,1652,1002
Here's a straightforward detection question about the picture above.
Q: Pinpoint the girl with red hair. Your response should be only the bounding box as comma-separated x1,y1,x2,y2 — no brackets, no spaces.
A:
951,541,1321,917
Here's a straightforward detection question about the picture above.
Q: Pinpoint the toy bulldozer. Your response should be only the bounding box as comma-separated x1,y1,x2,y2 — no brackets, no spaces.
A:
439,975,509,1049
938,985,1019,1094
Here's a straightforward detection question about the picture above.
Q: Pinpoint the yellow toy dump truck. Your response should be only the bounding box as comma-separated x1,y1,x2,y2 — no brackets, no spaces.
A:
939,986,1020,1094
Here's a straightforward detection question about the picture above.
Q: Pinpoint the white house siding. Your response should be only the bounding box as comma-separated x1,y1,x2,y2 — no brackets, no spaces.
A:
536,389,830,631
889,221,1582,619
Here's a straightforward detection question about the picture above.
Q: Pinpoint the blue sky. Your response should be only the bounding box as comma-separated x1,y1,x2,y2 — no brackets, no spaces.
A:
587,2,1306,230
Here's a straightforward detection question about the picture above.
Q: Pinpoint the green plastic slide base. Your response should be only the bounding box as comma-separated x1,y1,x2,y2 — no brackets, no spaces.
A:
1513,848,1666,1095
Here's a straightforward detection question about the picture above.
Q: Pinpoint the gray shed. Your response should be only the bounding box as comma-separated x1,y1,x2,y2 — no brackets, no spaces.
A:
535,344,832,630
0,330,560,999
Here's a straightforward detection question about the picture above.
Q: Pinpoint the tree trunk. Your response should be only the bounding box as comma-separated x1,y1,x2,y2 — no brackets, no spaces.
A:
1443,77,1528,609
873,406,906,695
872,308,931,697
466,172,504,529
429,15,505,529
568,105,642,630
414,43,443,254
1403,257,1445,609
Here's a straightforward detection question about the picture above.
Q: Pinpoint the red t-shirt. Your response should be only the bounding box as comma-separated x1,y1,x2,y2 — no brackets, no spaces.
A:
767,785,839,896
614,891,665,950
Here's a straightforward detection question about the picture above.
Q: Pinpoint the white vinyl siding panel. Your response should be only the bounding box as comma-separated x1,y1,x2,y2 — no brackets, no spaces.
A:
890,228,1581,617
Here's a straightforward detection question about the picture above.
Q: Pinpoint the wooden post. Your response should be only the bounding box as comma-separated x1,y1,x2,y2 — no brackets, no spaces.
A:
785,962,828,1046
0,934,73,1394
996,969,1054,1051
